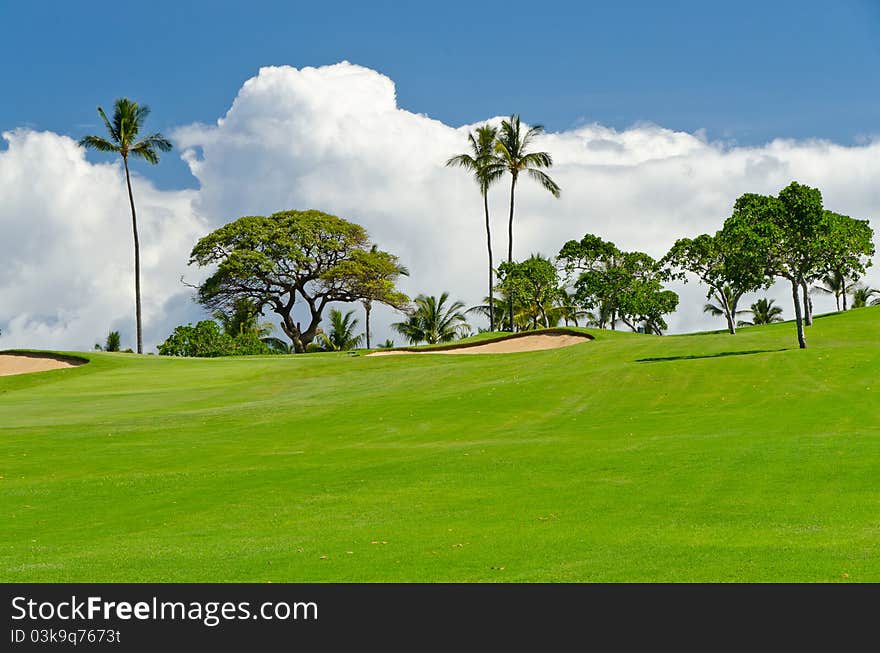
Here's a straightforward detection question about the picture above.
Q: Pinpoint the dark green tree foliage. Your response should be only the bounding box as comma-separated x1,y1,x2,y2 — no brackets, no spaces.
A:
558,234,679,334
104,330,121,352
349,246,409,349
496,255,561,329
80,98,172,354
723,182,874,348
739,298,784,326
315,309,364,351
392,292,469,344
189,210,408,353
662,232,767,334
815,211,874,312
158,320,272,357
213,297,272,337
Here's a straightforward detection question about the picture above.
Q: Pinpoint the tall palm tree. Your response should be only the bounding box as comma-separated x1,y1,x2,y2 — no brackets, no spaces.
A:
80,98,172,354
490,114,561,331
812,270,854,311
850,286,879,308
738,298,784,326
392,293,469,344
317,309,363,351
446,125,504,332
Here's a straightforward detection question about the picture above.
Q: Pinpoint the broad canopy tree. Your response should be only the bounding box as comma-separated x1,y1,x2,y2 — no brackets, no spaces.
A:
558,234,679,335
662,232,768,335
190,209,409,353
496,254,561,330
723,182,874,349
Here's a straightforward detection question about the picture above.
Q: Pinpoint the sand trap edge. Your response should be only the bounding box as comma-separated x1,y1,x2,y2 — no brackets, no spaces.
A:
366,328,593,356
0,351,90,377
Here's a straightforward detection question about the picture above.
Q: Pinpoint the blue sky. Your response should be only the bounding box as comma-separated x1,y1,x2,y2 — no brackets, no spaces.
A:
2,0,879,190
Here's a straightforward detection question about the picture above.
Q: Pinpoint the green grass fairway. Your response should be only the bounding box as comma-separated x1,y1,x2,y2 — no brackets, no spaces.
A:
2,308,879,582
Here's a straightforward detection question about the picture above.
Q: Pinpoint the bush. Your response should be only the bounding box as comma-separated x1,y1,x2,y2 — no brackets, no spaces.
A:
105,330,121,352
158,320,274,357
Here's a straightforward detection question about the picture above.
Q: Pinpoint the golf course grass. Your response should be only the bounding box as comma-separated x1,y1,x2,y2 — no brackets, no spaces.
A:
2,307,878,582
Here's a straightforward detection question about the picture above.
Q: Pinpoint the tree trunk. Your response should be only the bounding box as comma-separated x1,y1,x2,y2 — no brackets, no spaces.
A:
123,157,143,354
277,311,305,353
364,301,371,349
484,190,495,332
835,293,840,311
507,173,517,332
843,281,848,310
801,280,812,326
717,289,736,335
791,279,806,349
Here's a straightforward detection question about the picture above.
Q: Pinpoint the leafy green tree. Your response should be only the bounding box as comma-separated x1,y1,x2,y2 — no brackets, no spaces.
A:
812,211,875,312
489,115,561,331
724,182,874,348
158,320,272,357
354,245,410,349
496,254,561,329
558,234,623,329
446,125,504,331
189,210,407,353
378,339,396,349
392,293,469,344
738,298,784,326
315,309,364,351
723,183,821,348
663,233,767,334
80,98,172,354
558,234,677,334
104,330,121,352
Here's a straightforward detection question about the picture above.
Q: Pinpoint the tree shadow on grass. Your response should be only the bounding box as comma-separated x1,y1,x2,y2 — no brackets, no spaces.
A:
636,348,788,363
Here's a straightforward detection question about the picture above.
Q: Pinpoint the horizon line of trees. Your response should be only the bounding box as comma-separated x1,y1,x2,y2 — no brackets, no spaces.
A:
62,96,877,355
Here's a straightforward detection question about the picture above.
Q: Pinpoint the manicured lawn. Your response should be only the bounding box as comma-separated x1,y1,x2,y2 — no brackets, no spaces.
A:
1,307,878,581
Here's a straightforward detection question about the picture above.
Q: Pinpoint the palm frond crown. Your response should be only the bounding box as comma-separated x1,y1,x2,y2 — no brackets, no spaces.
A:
79,97,171,165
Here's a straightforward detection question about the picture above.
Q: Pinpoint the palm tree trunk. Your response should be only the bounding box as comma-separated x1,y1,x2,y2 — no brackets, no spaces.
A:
791,279,806,349
484,190,495,332
801,280,812,326
364,301,371,349
123,157,143,354
507,173,517,332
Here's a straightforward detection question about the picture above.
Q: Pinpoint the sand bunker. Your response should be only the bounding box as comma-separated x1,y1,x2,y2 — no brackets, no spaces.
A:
0,353,87,376
367,331,591,356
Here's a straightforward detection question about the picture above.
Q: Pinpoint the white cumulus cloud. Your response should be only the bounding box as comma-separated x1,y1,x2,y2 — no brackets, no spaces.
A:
0,129,206,351
2,61,878,351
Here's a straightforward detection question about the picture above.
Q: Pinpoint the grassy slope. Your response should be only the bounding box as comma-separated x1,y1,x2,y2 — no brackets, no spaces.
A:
1,308,878,582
